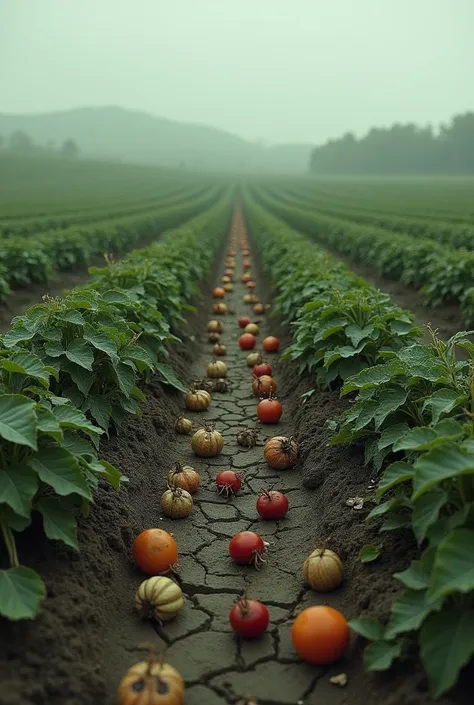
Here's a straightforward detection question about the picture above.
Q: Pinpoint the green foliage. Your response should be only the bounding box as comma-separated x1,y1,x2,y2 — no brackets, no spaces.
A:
242,189,474,696
0,191,233,620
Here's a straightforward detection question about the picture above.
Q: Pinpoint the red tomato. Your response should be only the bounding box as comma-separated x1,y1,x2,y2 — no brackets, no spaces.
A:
239,333,256,350
242,249,250,256
212,287,225,299
291,606,350,664
257,398,283,424
253,362,273,378
252,375,277,398
243,260,252,270
263,336,280,352
257,490,289,520
246,281,257,290
133,529,178,575
229,597,269,639
229,531,267,567
238,316,251,329
216,470,242,498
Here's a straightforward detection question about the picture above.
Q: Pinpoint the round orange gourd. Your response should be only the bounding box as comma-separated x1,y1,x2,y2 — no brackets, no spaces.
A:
291,606,349,664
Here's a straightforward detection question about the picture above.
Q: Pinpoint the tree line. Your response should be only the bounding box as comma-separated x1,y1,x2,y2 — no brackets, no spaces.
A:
0,131,80,159
309,111,474,175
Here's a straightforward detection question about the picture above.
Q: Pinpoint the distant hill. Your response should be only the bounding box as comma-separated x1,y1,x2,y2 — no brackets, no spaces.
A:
0,106,313,174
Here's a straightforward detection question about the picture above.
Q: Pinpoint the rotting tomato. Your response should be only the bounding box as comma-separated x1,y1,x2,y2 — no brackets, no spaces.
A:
239,333,256,350
256,490,289,520
252,374,277,398
263,336,280,353
257,397,283,424
253,362,272,378
133,529,178,575
229,597,269,639
229,531,267,568
216,470,242,498
238,316,251,329
291,606,350,664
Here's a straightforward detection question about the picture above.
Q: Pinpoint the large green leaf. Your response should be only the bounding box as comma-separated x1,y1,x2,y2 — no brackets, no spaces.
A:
422,389,466,424
113,361,136,396
385,589,442,639
394,550,435,591
53,404,103,437
348,615,385,640
84,395,111,430
359,544,381,563
37,497,79,550
61,360,93,396
412,444,474,500
65,339,94,370
0,351,50,387
420,606,474,697
155,361,187,392
376,461,413,500
56,310,85,326
377,422,410,451
29,446,92,500
83,326,118,359
0,566,46,620
0,395,37,449
412,488,448,544
392,427,437,452
36,406,63,442
2,326,36,348
364,640,402,671
0,465,38,517
374,388,408,429
428,529,474,601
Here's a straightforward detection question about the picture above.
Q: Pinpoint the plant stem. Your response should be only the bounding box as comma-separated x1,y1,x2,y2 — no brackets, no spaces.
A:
0,518,19,568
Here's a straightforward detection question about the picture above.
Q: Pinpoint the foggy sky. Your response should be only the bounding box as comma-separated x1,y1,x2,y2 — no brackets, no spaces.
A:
1,0,473,145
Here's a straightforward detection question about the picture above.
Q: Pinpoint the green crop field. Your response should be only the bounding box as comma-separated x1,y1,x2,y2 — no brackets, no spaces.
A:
0,156,473,705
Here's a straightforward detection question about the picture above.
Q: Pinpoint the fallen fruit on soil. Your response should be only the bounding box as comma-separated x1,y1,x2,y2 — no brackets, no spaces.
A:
303,548,343,592
135,576,184,622
263,336,280,352
117,653,185,704
212,377,229,393
223,282,233,292
243,293,259,304
257,396,283,424
167,463,200,494
241,272,252,283
191,423,224,457
207,320,223,333
252,374,277,398
213,302,227,314
229,596,270,639
238,315,251,328
207,359,228,377
185,387,211,411
216,470,242,498
229,531,267,568
253,361,272,377
247,351,262,367
264,436,297,469
239,333,257,350
256,490,289,520
161,487,193,519
245,322,259,335
246,280,257,290
208,331,220,343
253,303,266,314
243,259,252,269
291,606,350,664
174,415,192,435
237,427,259,447
133,529,178,575
212,287,225,298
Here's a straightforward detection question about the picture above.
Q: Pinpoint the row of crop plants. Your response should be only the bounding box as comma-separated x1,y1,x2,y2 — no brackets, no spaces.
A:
0,181,212,237
250,185,474,325
242,190,474,699
0,188,234,621
270,183,474,249
0,184,224,301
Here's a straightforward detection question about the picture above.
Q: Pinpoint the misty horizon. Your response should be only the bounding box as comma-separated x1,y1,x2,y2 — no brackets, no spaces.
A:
1,0,473,146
